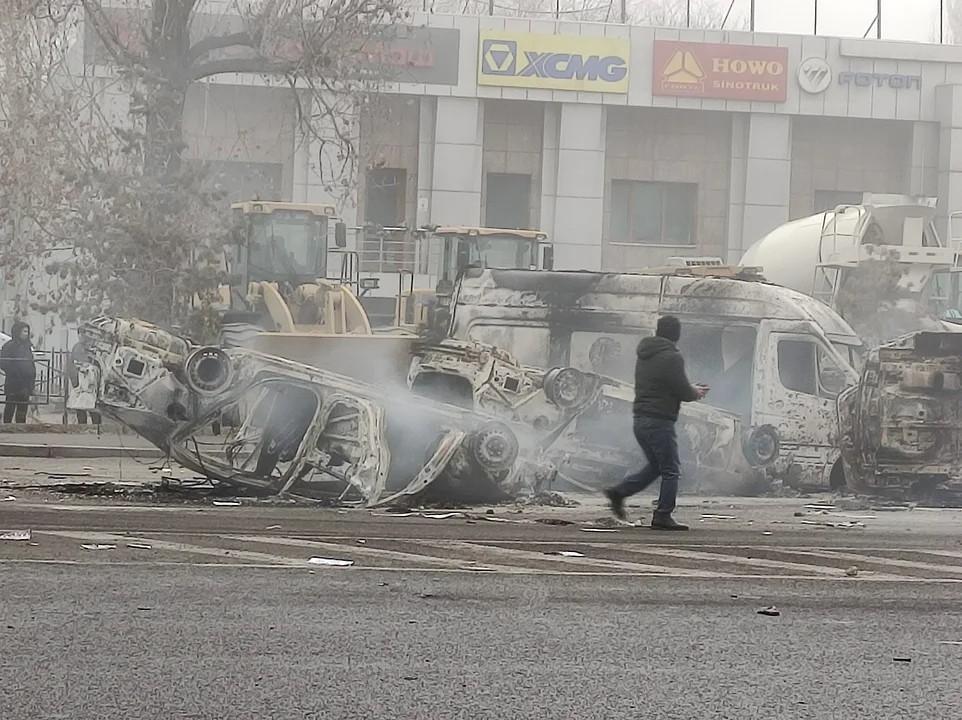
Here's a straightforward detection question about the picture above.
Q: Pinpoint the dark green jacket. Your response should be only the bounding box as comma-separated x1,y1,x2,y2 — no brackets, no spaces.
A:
632,336,699,421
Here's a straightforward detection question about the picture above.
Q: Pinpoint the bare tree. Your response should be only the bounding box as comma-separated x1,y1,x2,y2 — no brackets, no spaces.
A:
1,0,408,332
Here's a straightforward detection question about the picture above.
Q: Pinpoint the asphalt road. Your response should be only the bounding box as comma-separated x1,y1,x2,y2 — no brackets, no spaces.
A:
2,478,962,718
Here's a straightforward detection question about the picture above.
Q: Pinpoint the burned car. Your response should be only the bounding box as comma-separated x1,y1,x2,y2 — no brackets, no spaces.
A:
73,317,560,506
408,338,772,495
838,331,962,498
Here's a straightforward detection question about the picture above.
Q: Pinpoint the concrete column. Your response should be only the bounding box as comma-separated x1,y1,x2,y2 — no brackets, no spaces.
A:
729,114,792,261
726,115,749,264
552,103,606,270
539,103,561,241
430,97,483,226
936,86,962,244
416,97,437,228
908,121,939,200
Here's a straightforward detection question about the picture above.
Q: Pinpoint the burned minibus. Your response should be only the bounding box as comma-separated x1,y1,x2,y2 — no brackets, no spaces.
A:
437,268,863,491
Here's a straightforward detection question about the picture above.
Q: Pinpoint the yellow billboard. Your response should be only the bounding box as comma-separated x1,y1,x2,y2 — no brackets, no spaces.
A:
478,31,630,93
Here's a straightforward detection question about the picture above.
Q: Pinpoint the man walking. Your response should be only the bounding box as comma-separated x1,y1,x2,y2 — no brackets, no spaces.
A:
1,322,36,424
604,315,708,531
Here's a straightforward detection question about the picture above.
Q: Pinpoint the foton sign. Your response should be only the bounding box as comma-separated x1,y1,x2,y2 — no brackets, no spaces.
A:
652,41,789,102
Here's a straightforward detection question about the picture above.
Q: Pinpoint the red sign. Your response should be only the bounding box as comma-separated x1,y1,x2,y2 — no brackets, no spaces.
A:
652,41,788,102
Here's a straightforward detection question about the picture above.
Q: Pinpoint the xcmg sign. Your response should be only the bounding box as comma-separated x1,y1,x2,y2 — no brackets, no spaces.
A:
478,31,630,93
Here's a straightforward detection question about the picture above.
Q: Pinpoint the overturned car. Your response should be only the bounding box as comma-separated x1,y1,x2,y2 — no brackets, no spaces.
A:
408,338,773,495
73,317,565,506
838,331,962,498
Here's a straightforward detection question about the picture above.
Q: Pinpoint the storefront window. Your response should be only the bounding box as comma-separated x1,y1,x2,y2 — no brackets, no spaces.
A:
610,180,696,245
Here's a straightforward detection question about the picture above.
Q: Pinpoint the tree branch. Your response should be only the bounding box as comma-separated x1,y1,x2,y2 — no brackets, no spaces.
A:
187,30,261,63
190,57,298,81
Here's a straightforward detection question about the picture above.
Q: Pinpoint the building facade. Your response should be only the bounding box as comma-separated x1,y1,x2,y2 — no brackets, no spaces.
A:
83,12,962,282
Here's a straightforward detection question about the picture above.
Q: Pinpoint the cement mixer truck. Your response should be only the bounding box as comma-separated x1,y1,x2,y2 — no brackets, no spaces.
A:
739,194,962,348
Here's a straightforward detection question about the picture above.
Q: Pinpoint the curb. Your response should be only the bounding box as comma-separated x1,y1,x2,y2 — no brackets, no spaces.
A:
0,443,164,459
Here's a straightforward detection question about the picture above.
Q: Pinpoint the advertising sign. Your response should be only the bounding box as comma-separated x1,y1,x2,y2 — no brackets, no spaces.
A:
84,10,461,85
652,40,788,102
478,31,630,93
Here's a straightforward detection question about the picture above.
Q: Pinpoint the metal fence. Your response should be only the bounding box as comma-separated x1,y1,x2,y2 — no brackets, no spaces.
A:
0,349,70,407
359,227,417,273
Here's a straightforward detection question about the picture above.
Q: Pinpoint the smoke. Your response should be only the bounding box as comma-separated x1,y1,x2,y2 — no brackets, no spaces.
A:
835,257,945,349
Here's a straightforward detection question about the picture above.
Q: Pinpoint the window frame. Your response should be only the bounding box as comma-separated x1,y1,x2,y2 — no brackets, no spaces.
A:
609,179,697,247
775,336,847,400
484,172,533,231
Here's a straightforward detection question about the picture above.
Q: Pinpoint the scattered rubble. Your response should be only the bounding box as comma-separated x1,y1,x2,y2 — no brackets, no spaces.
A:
757,606,781,617
0,530,31,541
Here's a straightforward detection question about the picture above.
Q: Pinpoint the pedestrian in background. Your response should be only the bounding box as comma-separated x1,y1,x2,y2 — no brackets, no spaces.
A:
66,340,101,426
1,321,36,424
604,315,709,531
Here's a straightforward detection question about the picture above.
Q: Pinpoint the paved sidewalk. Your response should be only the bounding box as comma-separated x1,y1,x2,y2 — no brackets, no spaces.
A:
0,430,162,458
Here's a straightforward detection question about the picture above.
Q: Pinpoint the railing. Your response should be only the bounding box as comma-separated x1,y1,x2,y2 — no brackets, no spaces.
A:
359,226,417,273
0,349,70,410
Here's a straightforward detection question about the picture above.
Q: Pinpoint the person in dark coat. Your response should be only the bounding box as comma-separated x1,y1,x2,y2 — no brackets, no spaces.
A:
1,321,36,424
604,315,708,531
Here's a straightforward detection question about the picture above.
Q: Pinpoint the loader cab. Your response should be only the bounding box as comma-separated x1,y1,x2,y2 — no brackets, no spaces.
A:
419,227,552,285
230,201,348,287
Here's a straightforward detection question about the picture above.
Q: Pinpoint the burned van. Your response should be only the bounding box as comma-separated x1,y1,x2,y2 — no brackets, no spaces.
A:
441,268,863,490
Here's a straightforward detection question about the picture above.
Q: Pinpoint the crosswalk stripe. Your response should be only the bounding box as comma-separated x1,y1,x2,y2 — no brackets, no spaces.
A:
777,548,962,576
221,535,532,574
424,540,725,577
37,531,307,567
613,545,906,579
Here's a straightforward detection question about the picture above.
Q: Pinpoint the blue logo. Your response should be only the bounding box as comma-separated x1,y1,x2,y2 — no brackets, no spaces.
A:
481,39,517,76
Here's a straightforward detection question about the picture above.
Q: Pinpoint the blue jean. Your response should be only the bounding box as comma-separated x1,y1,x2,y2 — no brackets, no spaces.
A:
612,416,680,515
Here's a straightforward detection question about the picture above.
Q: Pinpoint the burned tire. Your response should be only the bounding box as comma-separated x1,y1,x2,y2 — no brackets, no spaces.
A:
829,460,847,492
469,422,520,475
742,425,780,467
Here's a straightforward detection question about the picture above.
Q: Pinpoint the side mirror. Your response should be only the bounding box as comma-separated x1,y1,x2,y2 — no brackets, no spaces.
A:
542,246,554,270
334,222,347,249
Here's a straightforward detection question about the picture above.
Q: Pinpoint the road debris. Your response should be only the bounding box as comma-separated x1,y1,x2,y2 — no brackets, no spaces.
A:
308,557,354,567
265,525,282,530
81,544,117,550
701,514,737,520
580,528,618,533
800,520,865,529
757,606,781,617
845,566,860,577
893,657,912,663
545,551,585,557
1,496,15,502
804,504,836,511
212,500,241,507
939,641,962,646
127,543,153,550
762,531,774,536
0,530,31,541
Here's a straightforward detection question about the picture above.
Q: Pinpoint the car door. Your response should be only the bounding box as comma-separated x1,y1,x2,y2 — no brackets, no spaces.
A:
752,319,857,487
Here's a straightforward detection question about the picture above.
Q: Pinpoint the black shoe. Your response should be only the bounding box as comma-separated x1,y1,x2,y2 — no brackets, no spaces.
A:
651,514,689,531
604,488,626,521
